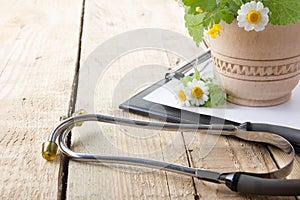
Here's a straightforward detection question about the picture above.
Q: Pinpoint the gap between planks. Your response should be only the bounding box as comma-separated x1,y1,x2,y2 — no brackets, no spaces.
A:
58,0,87,199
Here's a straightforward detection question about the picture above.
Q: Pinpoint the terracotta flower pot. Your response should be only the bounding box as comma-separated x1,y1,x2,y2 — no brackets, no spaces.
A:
208,20,300,106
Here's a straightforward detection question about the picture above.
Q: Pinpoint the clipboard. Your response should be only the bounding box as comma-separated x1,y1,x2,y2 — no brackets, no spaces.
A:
119,50,300,150
119,49,300,129
119,50,239,125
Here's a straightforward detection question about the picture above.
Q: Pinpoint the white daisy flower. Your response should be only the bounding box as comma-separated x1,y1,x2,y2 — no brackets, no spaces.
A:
177,84,190,107
237,1,269,32
186,79,209,106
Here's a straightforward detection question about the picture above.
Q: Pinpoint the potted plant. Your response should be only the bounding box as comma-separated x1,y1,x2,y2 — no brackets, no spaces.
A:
177,0,300,106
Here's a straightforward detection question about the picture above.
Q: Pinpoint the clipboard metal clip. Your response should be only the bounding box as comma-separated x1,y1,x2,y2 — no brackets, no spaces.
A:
165,49,211,81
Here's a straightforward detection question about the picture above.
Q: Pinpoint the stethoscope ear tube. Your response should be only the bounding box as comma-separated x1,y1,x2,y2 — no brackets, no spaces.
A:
244,122,300,151
227,173,300,196
43,113,300,196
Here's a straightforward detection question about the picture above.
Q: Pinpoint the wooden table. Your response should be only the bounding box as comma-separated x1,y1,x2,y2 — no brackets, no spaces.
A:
0,1,299,199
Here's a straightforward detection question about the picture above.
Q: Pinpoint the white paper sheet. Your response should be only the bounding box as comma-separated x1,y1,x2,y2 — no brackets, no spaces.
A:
144,76,300,129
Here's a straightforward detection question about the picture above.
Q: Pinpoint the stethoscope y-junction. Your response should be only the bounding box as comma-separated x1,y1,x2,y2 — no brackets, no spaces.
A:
42,112,300,196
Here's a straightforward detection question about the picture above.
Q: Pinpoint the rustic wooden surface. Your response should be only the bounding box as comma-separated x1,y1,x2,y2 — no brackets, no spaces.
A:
0,0,83,199
0,0,299,199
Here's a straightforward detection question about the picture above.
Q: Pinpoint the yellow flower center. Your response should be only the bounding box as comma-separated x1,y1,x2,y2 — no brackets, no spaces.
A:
191,87,203,99
178,90,186,102
247,10,261,24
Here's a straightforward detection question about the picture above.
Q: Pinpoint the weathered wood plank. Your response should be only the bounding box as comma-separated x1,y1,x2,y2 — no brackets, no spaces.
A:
0,1,83,199
69,0,201,199
70,50,196,199
69,0,300,199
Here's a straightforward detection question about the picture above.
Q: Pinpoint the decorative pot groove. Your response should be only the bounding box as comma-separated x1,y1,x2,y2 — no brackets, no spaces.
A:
212,56,300,80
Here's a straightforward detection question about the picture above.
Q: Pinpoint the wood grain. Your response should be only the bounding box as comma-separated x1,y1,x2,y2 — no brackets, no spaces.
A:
69,0,199,199
70,50,196,199
0,1,82,199
0,0,298,199
69,0,300,199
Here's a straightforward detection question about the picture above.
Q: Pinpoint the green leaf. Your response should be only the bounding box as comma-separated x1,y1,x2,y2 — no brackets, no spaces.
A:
193,67,201,80
202,9,222,26
221,10,235,24
183,0,197,6
261,0,300,25
203,99,212,107
231,0,242,6
184,11,204,26
215,0,239,23
184,13,205,46
198,0,217,11
180,76,193,87
206,83,226,107
186,25,204,46
186,2,204,14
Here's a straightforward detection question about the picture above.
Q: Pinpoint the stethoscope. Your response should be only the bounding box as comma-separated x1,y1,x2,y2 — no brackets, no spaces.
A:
42,111,300,196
